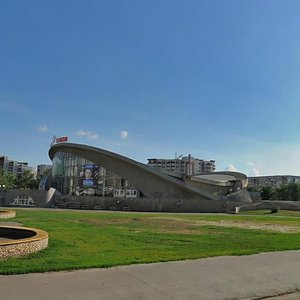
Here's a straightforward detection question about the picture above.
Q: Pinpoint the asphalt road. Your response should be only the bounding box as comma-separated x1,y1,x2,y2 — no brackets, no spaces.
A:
0,250,299,300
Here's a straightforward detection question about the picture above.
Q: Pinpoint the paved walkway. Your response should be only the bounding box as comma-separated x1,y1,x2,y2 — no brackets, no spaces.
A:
0,250,299,300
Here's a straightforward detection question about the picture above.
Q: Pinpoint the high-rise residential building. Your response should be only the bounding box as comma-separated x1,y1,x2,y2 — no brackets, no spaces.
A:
0,156,34,176
147,155,216,176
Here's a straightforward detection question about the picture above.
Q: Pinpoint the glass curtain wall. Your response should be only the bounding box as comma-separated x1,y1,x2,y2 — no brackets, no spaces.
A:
52,152,124,196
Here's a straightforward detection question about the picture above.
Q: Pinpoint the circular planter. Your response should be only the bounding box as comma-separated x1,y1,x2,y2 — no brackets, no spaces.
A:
0,210,16,219
0,226,48,259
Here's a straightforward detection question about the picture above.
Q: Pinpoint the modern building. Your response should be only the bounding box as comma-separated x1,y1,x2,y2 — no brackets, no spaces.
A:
46,143,252,212
248,175,300,189
37,164,52,180
0,156,34,176
50,151,138,198
147,155,215,176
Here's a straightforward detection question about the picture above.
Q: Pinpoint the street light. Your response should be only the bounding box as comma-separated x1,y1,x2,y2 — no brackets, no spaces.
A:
0,184,6,208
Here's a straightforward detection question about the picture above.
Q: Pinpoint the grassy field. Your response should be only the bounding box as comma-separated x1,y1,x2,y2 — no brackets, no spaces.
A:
0,208,299,275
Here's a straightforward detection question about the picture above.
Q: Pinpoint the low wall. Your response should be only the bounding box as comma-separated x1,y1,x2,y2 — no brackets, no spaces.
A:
0,210,16,219
53,195,249,213
0,226,48,259
2,189,55,208
236,200,300,213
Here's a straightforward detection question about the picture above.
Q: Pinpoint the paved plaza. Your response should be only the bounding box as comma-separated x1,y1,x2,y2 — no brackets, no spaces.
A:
0,250,299,300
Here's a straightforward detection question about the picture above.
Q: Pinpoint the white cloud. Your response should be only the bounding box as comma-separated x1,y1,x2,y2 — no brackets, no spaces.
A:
248,168,260,177
246,162,260,177
120,130,129,140
76,130,86,136
225,164,238,172
88,134,98,140
75,130,98,140
37,125,48,132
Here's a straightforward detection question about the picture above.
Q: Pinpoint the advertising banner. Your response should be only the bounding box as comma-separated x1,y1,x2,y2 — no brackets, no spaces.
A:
79,165,99,188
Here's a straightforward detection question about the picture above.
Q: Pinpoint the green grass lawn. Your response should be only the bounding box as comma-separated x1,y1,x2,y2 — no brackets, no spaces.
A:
0,209,299,275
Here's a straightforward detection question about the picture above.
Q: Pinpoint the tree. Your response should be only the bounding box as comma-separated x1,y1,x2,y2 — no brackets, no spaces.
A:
276,182,300,201
254,182,300,201
247,186,261,192
261,186,276,200
289,183,300,201
14,170,39,189
0,169,16,189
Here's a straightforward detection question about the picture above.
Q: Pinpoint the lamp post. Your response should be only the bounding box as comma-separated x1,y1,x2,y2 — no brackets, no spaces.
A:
0,184,6,208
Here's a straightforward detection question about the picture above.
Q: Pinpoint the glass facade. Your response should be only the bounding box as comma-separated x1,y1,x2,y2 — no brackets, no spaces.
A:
52,152,127,196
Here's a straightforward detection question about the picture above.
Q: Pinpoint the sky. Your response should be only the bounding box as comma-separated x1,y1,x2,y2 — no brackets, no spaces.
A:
1,0,300,176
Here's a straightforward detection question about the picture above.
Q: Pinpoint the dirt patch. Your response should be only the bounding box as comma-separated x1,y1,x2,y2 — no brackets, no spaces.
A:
0,222,23,227
151,217,300,233
81,218,135,226
190,220,300,233
78,216,300,234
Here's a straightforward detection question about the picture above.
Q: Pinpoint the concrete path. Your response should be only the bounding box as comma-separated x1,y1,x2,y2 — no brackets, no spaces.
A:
0,250,299,300
264,292,300,299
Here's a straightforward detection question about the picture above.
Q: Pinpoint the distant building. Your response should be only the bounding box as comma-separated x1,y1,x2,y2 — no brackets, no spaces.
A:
37,164,52,179
147,155,216,176
248,175,300,189
0,156,34,176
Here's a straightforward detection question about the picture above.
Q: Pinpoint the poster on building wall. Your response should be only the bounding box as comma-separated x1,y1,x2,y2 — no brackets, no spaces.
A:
79,165,99,187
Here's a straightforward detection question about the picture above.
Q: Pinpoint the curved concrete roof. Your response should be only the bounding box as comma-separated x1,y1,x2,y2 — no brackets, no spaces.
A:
191,171,248,188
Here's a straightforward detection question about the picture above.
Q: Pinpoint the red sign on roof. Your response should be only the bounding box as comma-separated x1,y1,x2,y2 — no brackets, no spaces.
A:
55,136,68,143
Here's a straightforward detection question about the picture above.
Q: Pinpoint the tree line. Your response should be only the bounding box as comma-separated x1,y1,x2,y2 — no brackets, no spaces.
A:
249,182,300,201
0,169,39,190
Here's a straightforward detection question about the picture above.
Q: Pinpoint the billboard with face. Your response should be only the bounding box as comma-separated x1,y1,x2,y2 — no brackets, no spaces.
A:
79,165,99,187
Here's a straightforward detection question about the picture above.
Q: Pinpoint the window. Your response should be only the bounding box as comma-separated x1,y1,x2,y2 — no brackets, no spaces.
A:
10,195,35,206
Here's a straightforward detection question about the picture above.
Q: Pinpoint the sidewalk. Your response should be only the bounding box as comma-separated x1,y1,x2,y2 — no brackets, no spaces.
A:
263,291,300,299
0,250,299,300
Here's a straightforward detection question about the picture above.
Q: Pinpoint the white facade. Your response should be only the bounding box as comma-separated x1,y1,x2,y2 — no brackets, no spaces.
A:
147,155,215,176
0,156,34,176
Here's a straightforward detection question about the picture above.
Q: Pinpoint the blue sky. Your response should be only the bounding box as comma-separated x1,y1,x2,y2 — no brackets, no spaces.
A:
1,0,300,176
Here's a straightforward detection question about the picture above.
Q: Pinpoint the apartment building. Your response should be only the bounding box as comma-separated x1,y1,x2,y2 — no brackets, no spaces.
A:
248,175,300,189
0,156,34,176
147,154,216,176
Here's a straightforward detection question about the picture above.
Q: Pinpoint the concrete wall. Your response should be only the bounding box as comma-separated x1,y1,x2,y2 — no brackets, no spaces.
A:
236,200,300,213
1,189,55,208
1,187,249,213
53,195,249,213
248,191,262,203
